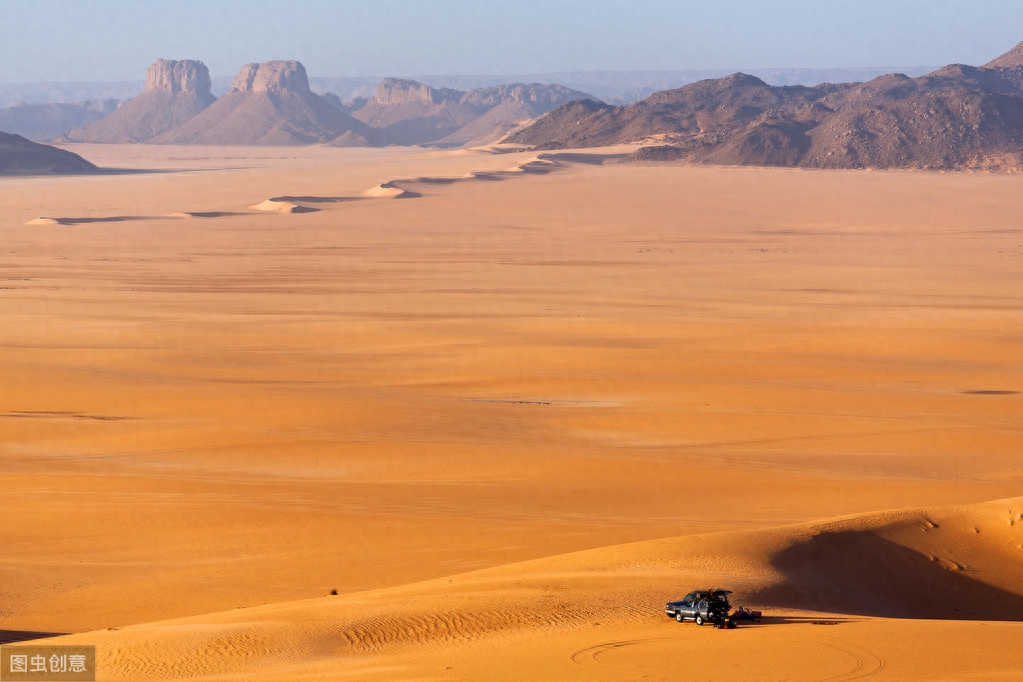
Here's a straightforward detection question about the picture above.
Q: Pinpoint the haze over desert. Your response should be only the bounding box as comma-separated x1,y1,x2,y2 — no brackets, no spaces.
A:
3,2,1023,681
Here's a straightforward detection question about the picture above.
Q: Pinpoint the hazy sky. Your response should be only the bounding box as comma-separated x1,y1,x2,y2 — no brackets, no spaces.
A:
4,0,1023,82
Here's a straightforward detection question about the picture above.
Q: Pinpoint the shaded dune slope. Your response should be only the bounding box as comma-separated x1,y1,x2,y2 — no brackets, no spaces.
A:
751,501,1023,619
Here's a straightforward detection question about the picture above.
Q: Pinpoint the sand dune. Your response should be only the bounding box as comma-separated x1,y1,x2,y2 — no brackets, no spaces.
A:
24,150,614,223
249,198,318,214
40,497,1023,680
2,144,1022,680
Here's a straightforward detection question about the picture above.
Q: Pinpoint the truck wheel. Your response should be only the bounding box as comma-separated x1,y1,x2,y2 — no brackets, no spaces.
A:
695,615,704,626
676,613,684,622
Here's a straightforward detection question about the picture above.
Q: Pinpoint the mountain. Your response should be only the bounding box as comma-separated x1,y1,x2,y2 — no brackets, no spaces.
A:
350,78,471,145
66,59,215,143
436,83,599,146
509,43,1023,171
351,78,595,145
0,132,97,175
153,61,381,145
984,40,1023,69
0,100,118,141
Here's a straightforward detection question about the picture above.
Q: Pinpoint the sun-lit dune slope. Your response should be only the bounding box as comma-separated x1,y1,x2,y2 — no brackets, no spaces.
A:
43,497,1023,681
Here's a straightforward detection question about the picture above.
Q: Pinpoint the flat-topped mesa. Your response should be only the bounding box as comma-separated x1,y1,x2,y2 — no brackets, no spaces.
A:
374,78,460,106
152,59,381,145
231,60,310,94
145,59,212,95
66,58,216,143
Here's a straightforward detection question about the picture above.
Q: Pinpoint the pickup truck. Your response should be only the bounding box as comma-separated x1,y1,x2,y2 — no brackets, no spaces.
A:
665,589,732,626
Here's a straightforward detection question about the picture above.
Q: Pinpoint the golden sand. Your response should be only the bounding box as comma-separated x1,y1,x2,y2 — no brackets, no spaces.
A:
1,144,1021,679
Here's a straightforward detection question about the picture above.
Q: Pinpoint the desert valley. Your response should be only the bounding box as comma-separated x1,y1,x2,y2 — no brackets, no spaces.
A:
2,32,1023,682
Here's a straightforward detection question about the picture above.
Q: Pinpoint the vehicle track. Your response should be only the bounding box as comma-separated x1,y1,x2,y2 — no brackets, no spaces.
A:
814,640,886,681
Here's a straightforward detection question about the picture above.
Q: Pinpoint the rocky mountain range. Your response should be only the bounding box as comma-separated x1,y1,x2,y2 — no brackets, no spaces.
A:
508,42,1023,171
48,59,589,147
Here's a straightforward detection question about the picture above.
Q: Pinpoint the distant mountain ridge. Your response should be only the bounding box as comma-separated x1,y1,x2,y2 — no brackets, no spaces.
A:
351,78,594,145
31,59,596,147
509,42,1023,171
0,100,117,141
0,67,942,111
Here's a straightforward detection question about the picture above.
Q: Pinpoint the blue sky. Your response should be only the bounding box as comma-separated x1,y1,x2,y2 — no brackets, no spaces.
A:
4,0,1023,82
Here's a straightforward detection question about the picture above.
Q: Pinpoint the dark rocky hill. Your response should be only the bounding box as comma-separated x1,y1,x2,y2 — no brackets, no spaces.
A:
509,43,1023,171
66,59,215,143
0,132,97,174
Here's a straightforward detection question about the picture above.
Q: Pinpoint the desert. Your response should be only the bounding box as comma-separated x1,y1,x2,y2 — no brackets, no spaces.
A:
4,5,1023,679
1,138,1022,679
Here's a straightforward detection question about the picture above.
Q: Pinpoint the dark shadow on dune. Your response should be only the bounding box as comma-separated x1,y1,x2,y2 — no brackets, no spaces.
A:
404,176,461,185
748,529,1023,621
1,410,131,420
724,615,858,628
0,630,67,645
961,389,1018,395
384,188,423,198
182,211,245,218
50,216,152,225
269,196,366,204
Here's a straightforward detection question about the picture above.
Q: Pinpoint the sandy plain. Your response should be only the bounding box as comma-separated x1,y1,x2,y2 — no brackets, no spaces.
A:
1,143,1022,680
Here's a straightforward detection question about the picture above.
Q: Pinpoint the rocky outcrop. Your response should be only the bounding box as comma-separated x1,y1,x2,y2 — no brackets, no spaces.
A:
145,58,212,95
66,59,215,143
437,83,596,146
352,79,596,146
0,132,98,175
512,43,1023,171
229,60,311,95
152,60,381,145
374,78,461,106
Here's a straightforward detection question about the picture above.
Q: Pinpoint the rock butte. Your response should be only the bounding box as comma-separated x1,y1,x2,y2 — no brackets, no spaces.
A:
66,59,215,143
